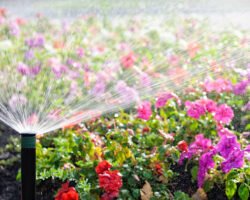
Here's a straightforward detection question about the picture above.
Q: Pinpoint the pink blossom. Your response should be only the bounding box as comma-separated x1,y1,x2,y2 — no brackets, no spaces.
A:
27,114,39,126
214,104,234,124
156,92,181,108
196,98,217,113
203,78,233,93
185,101,206,119
244,145,250,161
120,52,136,68
137,101,152,120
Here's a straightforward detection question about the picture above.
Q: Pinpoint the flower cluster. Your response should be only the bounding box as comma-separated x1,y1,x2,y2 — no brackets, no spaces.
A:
185,98,234,124
55,181,79,200
96,160,123,200
180,132,247,187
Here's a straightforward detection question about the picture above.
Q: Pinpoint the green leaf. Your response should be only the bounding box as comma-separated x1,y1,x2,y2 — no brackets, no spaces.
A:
173,191,191,200
191,166,198,182
238,183,249,200
226,180,237,200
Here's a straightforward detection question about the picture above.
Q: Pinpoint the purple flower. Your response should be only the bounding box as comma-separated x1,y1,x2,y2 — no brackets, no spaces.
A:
198,151,216,187
17,62,30,76
155,92,181,108
233,80,249,95
244,145,250,161
115,81,139,103
185,101,206,119
242,101,250,111
24,50,34,60
217,128,234,137
221,149,244,173
25,35,45,48
214,104,234,124
90,81,106,97
216,135,240,159
8,94,27,110
30,65,41,76
179,134,213,164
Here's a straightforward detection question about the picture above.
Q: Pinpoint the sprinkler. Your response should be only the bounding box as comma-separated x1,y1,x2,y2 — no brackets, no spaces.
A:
21,134,36,200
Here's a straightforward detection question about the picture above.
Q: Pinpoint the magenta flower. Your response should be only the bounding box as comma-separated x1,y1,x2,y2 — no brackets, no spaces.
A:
25,35,45,48
30,65,41,76
244,145,250,161
137,101,152,120
203,78,232,93
216,135,240,159
185,101,206,119
17,62,30,76
217,128,234,137
214,104,234,124
197,98,217,113
233,80,248,95
156,92,181,108
198,151,216,187
179,134,213,164
221,149,244,173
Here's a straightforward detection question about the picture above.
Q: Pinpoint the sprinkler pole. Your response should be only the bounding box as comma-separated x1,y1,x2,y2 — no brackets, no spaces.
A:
21,134,36,200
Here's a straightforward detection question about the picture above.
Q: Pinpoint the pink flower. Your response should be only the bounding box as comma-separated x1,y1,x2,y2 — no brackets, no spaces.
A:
196,99,217,113
185,101,206,119
155,92,181,108
203,78,232,93
137,101,152,120
214,104,234,124
120,52,136,68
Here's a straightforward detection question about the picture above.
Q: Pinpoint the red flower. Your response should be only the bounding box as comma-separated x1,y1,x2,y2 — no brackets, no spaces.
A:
99,170,123,197
95,160,112,174
177,140,188,152
55,181,79,200
155,163,163,175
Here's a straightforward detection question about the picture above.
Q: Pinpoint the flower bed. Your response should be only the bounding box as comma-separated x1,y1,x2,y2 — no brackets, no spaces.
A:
0,7,249,200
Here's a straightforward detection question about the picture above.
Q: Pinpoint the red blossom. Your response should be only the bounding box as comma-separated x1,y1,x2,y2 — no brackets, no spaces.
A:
155,163,163,175
55,181,79,200
95,160,112,174
99,170,123,197
177,140,188,152
120,52,136,68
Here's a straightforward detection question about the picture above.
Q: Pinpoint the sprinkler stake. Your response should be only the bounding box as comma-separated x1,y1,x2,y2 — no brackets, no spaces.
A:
21,134,36,200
